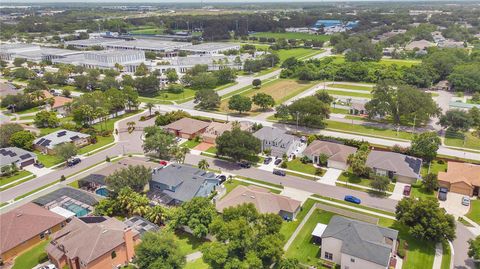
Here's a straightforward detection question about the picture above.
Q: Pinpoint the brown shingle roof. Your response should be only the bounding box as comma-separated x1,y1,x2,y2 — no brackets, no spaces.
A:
0,203,65,254
47,217,138,264
303,140,357,164
42,91,72,108
163,117,210,135
216,185,301,215
438,162,480,187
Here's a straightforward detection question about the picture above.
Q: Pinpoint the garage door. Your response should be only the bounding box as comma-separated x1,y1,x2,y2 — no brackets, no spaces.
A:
451,183,473,196
20,159,35,168
327,160,347,170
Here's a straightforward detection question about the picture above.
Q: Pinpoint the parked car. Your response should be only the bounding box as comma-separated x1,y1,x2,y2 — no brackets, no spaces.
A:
274,158,282,165
344,195,361,204
39,264,57,269
67,157,81,167
264,157,272,165
462,196,471,206
403,185,411,196
159,160,168,166
273,169,286,176
239,161,251,168
34,162,44,168
438,187,448,201
217,175,227,183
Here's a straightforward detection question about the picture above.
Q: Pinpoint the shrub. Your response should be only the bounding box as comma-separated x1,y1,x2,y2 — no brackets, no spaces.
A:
397,239,407,259
139,116,146,121
281,162,288,168
60,175,66,181
106,156,111,162
37,252,49,263
300,156,310,164
437,159,445,164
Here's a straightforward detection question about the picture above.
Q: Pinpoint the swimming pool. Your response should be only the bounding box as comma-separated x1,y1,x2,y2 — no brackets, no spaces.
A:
63,202,90,217
95,187,109,197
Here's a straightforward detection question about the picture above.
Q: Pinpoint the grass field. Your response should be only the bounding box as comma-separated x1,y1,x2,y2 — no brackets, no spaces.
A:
219,79,314,114
285,159,322,176
184,259,209,269
15,106,41,115
337,171,395,192
327,55,421,67
325,120,413,141
466,199,480,225
250,32,330,42
325,89,372,98
0,170,34,187
327,83,374,92
277,48,324,62
36,152,63,167
130,27,165,35
444,130,480,150
175,230,209,255
12,240,49,269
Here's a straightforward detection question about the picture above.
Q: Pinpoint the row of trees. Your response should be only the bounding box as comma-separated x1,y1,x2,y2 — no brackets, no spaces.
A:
274,91,331,128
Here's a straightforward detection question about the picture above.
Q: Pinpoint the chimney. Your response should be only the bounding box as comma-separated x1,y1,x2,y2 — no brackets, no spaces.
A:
123,227,135,262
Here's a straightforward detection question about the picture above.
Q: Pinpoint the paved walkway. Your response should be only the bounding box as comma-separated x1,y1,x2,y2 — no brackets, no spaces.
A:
317,168,342,186
186,251,202,262
432,243,443,269
280,187,312,204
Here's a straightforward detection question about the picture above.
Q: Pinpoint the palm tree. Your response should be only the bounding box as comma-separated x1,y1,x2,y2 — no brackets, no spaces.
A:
145,205,166,225
115,63,124,72
175,146,190,164
198,159,210,170
127,121,136,129
145,102,155,116
31,90,45,103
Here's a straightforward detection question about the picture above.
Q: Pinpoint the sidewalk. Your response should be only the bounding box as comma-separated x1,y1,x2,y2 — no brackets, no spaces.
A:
432,243,443,269
284,203,316,251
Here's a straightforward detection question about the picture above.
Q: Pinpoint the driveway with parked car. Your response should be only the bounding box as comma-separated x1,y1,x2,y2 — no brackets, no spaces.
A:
439,192,471,217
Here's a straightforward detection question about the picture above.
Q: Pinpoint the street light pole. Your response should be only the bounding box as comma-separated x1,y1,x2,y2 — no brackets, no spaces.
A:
296,111,299,133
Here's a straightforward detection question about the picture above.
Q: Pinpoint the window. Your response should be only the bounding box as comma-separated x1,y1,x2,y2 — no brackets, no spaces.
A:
324,252,333,260
39,232,45,240
350,258,355,263
111,251,117,259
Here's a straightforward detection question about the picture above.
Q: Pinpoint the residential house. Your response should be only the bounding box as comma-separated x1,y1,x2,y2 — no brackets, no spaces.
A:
405,40,435,51
253,126,303,158
438,162,480,196
201,121,252,144
215,185,301,220
43,90,73,116
149,163,220,205
0,203,66,261
46,216,140,269
163,117,210,139
430,80,449,91
349,102,366,115
366,151,422,184
0,147,37,170
34,129,90,154
302,141,357,170
319,216,398,269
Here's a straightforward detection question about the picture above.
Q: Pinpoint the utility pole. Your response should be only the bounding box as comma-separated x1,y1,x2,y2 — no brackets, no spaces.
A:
296,111,300,133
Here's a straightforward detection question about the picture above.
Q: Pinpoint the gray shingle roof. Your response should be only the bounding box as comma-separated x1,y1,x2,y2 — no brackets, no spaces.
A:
322,216,398,266
151,163,217,203
0,147,36,167
366,150,422,179
253,127,299,156
34,129,90,150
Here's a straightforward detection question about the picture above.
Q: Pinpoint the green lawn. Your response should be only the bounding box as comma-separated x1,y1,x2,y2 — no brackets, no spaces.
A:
15,106,41,115
285,208,333,266
0,170,34,187
175,230,209,255
223,179,250,195
444,130,480,150
78,135,114,155
441,241,451,269
18,114,36,120
205,146,217,154
285,159,323,176
420,160,447,177
130,27,165,34
12,240,49,269
466,199,480,225
325,89,372,98
394,222,436,269
184,258,209,269
36,152,63,167
280,199,316,241
182,139,201,149
327,55,420,67
250,32,330,42
277,48,324,62
325,120,413,141
337,171,395,192
330,107,349,114
410,180,436,200
328,83,374,92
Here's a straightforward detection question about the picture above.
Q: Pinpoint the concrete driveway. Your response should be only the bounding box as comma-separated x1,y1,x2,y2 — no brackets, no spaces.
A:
391,182,408,201
439,192,470,217
317,168,342,186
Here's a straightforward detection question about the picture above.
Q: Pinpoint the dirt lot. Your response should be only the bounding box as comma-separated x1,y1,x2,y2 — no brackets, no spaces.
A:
219,79,314,114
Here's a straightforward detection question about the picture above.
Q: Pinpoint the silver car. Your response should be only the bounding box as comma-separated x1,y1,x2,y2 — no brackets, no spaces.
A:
462,196,470,206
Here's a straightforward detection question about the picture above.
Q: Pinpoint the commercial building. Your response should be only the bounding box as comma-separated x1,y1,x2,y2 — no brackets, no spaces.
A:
105,39,190,57
64,37,124,49
0,203,66,261
216,185,301,220
438,162,480,196
0,43,82,61
319,216,398,269
0,147,37,169
34,129,90,154
52,50,146,72
302,141,357,170
366,151,422,184
154,54,244,74
46,216,140,269
180,42,241,55
149,163,220,205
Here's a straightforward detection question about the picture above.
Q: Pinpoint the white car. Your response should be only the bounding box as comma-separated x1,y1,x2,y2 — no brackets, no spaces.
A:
39,265,56,269
462,196,470,206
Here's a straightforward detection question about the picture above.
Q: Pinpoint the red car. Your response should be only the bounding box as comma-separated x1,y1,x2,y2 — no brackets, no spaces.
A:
159,160,168,166
403,185,411,196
